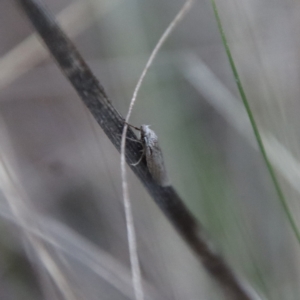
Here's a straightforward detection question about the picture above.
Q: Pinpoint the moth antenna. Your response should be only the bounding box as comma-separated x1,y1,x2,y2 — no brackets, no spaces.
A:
124,122,141,131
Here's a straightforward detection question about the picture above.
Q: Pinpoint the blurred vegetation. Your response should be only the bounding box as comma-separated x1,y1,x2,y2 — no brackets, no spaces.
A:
1,0,300,299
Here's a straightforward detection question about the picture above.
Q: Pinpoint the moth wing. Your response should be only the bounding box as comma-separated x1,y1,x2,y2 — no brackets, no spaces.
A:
145,140,170,187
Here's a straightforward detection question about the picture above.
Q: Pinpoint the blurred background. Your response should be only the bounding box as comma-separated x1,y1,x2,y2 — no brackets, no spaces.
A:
0,0,300,299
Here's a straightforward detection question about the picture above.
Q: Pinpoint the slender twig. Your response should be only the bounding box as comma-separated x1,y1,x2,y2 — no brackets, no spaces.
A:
16,0,259,299
0,142,77,300
120,2,193,300
0,196,163,300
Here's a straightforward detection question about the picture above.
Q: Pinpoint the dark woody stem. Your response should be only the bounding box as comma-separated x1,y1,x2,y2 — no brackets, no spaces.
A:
16,1,257,299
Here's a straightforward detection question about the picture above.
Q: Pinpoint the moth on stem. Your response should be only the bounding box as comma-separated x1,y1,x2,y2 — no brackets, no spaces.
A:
17,0,261,298
126,124,170,187
120,1,194,300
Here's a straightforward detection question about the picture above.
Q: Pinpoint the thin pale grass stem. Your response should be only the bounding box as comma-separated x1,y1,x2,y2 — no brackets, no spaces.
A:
120,2,193,300
0,122,76,299
0,154,77,300
210,0,300,244
31,239,79,300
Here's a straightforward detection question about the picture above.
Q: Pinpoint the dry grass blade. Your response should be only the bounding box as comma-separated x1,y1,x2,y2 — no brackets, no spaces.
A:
0,197,162,300
0,129,78,300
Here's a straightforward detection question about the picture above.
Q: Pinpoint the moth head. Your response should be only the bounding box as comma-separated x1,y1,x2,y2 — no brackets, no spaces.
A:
140,124,151,132
140,124,151,139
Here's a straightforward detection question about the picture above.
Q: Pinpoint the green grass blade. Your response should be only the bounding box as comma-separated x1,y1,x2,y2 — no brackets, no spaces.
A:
210,0,300,244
